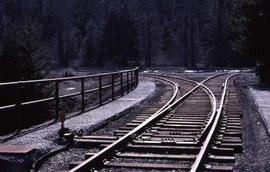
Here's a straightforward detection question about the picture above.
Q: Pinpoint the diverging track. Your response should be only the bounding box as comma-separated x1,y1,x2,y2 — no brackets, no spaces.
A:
68,73,242,172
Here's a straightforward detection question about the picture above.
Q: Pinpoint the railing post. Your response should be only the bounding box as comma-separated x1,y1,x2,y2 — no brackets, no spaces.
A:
120,72,123,96
127,72,129,93
99,75,102,106
55,80,59,121
131,70,134,89
16,82,22,129
134,69,137,87
135,68,139,87
111,74,115,100
81,78,85,112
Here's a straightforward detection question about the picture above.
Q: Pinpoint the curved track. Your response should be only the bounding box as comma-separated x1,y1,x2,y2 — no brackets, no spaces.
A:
66,73,242,172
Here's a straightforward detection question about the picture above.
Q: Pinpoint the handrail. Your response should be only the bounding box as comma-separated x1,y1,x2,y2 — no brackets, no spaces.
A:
0,68,139,86
0,67,139,130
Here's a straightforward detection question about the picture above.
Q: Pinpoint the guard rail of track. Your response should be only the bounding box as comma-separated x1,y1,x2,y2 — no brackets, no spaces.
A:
148,74,221,143
190,73,239,172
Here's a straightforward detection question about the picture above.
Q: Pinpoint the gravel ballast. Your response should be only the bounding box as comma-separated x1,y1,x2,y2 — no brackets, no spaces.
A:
0,79,156,172
2,71,270,172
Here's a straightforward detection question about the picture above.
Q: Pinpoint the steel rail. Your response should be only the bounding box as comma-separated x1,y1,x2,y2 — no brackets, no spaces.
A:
139,75,180,112
142,73,198,85
142,73,223,143
131,74,200,142
69,73,223,172
190,73,239,172
69,73,226,172
69,75,181,172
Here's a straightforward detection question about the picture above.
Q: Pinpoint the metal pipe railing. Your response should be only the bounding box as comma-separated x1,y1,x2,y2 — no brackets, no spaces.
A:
0,68,139,123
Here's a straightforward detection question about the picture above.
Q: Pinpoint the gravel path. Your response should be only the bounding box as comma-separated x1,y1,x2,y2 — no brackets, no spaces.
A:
234,73,270,172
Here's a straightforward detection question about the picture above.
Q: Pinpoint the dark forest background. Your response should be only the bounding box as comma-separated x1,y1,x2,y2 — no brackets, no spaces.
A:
0,0,270,134
0,0,269,83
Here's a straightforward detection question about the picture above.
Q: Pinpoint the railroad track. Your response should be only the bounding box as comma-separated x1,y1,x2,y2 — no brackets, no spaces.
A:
64,73,242,172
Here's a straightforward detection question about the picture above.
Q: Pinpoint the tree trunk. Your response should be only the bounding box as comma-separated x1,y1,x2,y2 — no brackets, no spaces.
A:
0,0,4,44
184,14,189,67
215,0,222,66
190,17,195,67
145,11,151,67
57,29,66,66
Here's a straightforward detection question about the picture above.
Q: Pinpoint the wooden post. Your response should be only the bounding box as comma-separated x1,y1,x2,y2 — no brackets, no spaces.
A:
81,78,85,112
60,113,65,130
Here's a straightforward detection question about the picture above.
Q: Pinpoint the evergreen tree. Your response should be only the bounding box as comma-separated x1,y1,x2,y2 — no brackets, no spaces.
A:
0,0,49,133
101,7,138,67
230,0,269,83
0,0,45,82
